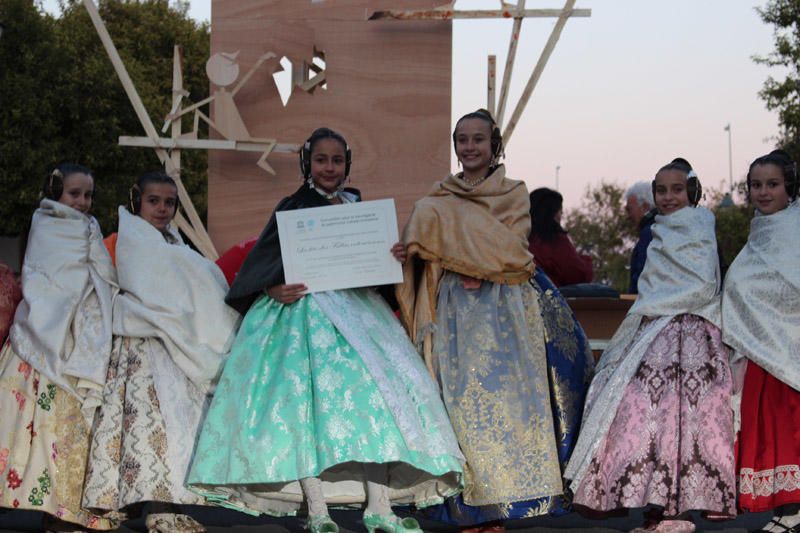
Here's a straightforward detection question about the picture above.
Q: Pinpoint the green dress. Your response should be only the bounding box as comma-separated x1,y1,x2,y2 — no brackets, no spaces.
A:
187,287,464,516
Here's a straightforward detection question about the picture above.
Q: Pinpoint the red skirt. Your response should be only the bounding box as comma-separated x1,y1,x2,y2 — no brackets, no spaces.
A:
736,360,800,512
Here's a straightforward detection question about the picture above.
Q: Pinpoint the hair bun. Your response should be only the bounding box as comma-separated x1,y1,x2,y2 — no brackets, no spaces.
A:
769,148,793,161
670,157,693,170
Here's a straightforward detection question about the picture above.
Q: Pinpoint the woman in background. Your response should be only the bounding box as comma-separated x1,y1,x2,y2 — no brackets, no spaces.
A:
528,187,593,287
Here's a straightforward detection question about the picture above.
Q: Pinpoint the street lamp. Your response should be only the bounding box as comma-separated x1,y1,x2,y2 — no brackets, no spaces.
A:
724,123,733,192
555,165,560,191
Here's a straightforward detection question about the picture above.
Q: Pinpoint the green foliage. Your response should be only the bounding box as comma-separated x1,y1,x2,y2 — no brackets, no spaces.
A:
0,1,64,234
0,0,209,235
714,202,753,269
754,0,800,160
563,181,636,293
706,180,754,268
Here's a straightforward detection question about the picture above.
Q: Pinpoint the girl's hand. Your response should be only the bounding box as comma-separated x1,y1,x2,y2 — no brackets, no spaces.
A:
460,275,482,290
391,241,407,264
267,283,308,304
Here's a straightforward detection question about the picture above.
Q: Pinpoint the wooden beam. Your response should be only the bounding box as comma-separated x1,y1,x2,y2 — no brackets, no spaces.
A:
119,136,300,153
368,8,590,21
170,45,183,173
487,55,496,117
299,71,326,92
82,0,217,258
495,0,525,127
502,0,577,145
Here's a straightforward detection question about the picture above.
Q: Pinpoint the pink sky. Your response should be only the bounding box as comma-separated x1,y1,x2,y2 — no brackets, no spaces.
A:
44,1,781,208
450,1,780,208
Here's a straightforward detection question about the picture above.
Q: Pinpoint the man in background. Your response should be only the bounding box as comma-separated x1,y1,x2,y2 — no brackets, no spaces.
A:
624,182,656,294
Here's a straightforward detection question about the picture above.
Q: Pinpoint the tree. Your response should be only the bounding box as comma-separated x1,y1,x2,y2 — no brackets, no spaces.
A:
754,0,800,159
0,0,209,236
705,180,754,269
563,181,636,293
0,1,65,234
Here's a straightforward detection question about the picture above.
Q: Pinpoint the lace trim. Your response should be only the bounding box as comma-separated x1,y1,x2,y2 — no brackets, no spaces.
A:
740,465,800,497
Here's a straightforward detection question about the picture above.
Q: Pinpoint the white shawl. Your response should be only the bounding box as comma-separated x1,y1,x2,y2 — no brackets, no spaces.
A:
10,199,117,414
112,207,239,394
565,206,722,488
722,201,800,392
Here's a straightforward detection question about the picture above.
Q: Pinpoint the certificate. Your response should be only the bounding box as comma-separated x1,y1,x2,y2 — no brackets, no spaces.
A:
276,199,403,293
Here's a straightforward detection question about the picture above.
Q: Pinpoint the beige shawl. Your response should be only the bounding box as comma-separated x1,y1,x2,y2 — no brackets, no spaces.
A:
397,165,534,369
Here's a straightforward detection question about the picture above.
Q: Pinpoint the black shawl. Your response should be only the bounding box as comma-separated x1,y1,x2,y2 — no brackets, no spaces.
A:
225,183,362,315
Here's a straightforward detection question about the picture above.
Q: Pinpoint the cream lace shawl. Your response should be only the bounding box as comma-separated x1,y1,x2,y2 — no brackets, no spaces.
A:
10,199,117,414
722,201,800,392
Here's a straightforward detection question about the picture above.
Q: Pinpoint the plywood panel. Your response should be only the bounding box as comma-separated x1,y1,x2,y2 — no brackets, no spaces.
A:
208,0,452,253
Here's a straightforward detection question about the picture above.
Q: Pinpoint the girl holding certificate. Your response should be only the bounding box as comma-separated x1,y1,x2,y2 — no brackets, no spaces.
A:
187,127,464,533
398,109,593,528
82,172,239,533
0,164,116,530
722,150,800,530
565,159,735,530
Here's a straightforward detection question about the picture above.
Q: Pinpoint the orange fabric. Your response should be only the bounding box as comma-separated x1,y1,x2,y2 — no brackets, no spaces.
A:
104,232,118,267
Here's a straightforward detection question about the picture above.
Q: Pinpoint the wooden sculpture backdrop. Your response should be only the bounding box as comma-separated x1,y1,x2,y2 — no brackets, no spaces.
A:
208,1,452,252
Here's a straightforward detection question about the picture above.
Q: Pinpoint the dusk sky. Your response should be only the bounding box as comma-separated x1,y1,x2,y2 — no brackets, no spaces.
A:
44,1,781,208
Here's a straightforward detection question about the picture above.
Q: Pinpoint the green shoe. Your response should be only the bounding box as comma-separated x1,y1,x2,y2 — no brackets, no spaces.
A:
362,512,422,533
306,514,339,533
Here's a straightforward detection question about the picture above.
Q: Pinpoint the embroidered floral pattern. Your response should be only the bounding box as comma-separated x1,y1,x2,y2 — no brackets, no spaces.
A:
186,291,463,514
82,337,202,511
27,469,51,506
574,315,736,516
0,448,8,475
17,362,31,380
12,390,24,410
433,272,562,506
36,384,57,411
6,468,21,489
0,344,114,529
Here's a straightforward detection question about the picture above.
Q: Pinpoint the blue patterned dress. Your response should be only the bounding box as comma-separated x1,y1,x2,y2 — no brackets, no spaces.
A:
423,268,593,526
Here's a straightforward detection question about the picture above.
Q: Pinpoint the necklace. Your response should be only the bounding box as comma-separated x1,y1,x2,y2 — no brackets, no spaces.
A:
463,174,486,187
307,177,342,200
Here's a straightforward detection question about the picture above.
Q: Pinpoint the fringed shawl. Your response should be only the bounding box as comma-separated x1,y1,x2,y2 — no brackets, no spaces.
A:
396,165,534,371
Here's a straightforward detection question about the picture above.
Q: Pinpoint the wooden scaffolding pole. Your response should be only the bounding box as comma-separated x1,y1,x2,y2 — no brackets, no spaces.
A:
502,0,577,146
494,0,525,126
82,0,218,259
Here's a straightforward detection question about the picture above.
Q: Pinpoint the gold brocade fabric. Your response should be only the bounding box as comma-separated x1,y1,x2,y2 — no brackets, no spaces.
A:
0,342,115,529
433,272,562,506
397,165,535,349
